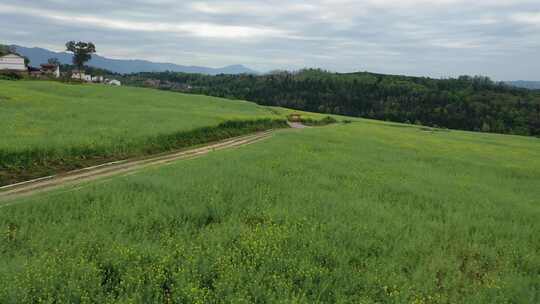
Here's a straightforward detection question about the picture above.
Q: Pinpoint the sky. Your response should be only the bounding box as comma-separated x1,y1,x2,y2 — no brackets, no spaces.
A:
1,0,539,80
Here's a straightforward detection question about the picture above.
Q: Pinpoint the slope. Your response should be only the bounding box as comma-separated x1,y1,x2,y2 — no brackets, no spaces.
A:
1,121,539,303
0,80,293,185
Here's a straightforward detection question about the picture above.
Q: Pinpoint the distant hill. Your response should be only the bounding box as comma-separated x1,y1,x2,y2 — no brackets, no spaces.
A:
506,81,540,90
125,69,540,137
12,45,258,75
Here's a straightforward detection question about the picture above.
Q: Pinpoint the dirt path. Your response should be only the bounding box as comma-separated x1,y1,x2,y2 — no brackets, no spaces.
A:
287,121,309,129
0,130,274,204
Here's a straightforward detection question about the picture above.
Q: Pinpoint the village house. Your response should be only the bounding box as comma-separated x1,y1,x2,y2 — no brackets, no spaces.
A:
28,64,61,78
28,66,42,77
71,69,121,86
40,64,60,78
91,75,104,83
0,54,27,71
72,70,100,82
71,70,86,80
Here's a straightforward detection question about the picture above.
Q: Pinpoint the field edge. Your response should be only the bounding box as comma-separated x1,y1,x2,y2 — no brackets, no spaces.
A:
0,119,288,187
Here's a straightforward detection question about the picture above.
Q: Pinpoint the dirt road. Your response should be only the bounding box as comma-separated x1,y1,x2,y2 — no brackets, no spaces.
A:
0,130,273,204
287,121,309,129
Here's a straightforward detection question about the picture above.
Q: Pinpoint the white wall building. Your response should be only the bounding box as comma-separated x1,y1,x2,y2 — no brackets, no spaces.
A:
71,70,85,80
91,75,104,83
107,79,121,86
0,54,26,71
71,71,93,82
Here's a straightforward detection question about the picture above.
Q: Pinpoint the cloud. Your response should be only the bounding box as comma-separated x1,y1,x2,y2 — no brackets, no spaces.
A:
0,3,291,40
1,0,539,80
190,2,317,16
511,12,540,25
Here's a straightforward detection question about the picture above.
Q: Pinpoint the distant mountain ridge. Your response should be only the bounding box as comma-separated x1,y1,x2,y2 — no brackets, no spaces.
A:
12,45,258,75
506,81,540,90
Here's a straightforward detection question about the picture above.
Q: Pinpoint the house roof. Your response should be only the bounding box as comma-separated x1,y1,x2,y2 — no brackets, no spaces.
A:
40,64,58,69
0,53,24,59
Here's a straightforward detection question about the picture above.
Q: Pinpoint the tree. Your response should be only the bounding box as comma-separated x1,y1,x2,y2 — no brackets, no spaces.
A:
0,44,16,56
65,41,96,79
481,122,491,132
47,58,60,66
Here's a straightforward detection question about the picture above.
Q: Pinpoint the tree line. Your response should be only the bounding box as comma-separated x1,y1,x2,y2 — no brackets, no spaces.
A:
122,69,540,136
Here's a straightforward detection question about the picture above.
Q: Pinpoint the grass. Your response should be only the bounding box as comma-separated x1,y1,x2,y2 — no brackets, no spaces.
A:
0,80,320,185
1,121,539,303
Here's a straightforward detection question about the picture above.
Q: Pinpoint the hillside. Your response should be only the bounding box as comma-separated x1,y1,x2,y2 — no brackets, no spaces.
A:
123,69,540,137
2,119,539,302
12,45,258,75
0,80,305,185
507,80,540,90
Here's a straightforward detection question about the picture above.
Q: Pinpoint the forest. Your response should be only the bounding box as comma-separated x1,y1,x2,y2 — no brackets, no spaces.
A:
122,69,540,136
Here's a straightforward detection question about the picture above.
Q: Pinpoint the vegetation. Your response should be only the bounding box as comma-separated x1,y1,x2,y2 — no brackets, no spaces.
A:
0,80,298,185
123,69,540,137
2,121,539,303
65,41,96,76
47,58,61,66
506,81,540,91
0,44,16,56
58,63,120,77
300,115,337,126
0,71,23,81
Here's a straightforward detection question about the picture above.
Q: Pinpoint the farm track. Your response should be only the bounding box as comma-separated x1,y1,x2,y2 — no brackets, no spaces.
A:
0,130,274,204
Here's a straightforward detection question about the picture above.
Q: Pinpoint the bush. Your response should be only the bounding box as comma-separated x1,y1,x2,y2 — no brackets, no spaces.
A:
0,71,23,80
300,116,338,126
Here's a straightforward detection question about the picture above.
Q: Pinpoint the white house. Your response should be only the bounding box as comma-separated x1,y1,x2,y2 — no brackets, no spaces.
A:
91,75,104,83
0,54,26,71
71,70,85,80
71,70,93,82
107,79,121,86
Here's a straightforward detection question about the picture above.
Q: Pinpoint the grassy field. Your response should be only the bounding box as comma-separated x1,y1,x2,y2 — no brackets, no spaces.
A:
0,80,323,185
1,121,539,303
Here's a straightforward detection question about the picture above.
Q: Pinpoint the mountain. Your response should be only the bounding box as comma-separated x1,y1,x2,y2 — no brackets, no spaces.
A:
12,45,258,75
506,81,540,90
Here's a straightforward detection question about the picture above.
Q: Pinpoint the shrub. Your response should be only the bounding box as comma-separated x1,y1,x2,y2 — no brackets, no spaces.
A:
0,71,23,80
300,116,337,126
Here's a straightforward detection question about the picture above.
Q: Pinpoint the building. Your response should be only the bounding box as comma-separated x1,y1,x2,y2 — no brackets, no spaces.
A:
71,69,120,85
107,79,121,86
91,75,104,83
72,70,101,82
28,66,42,77
71,70,85,80
40,64,60,78
0,54,26,71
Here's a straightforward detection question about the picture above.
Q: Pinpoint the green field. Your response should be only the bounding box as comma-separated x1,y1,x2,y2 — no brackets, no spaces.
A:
0,80,314,185
2,120,539,303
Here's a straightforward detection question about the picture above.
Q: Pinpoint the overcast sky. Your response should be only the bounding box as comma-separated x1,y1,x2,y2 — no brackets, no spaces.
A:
1,0,539,80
